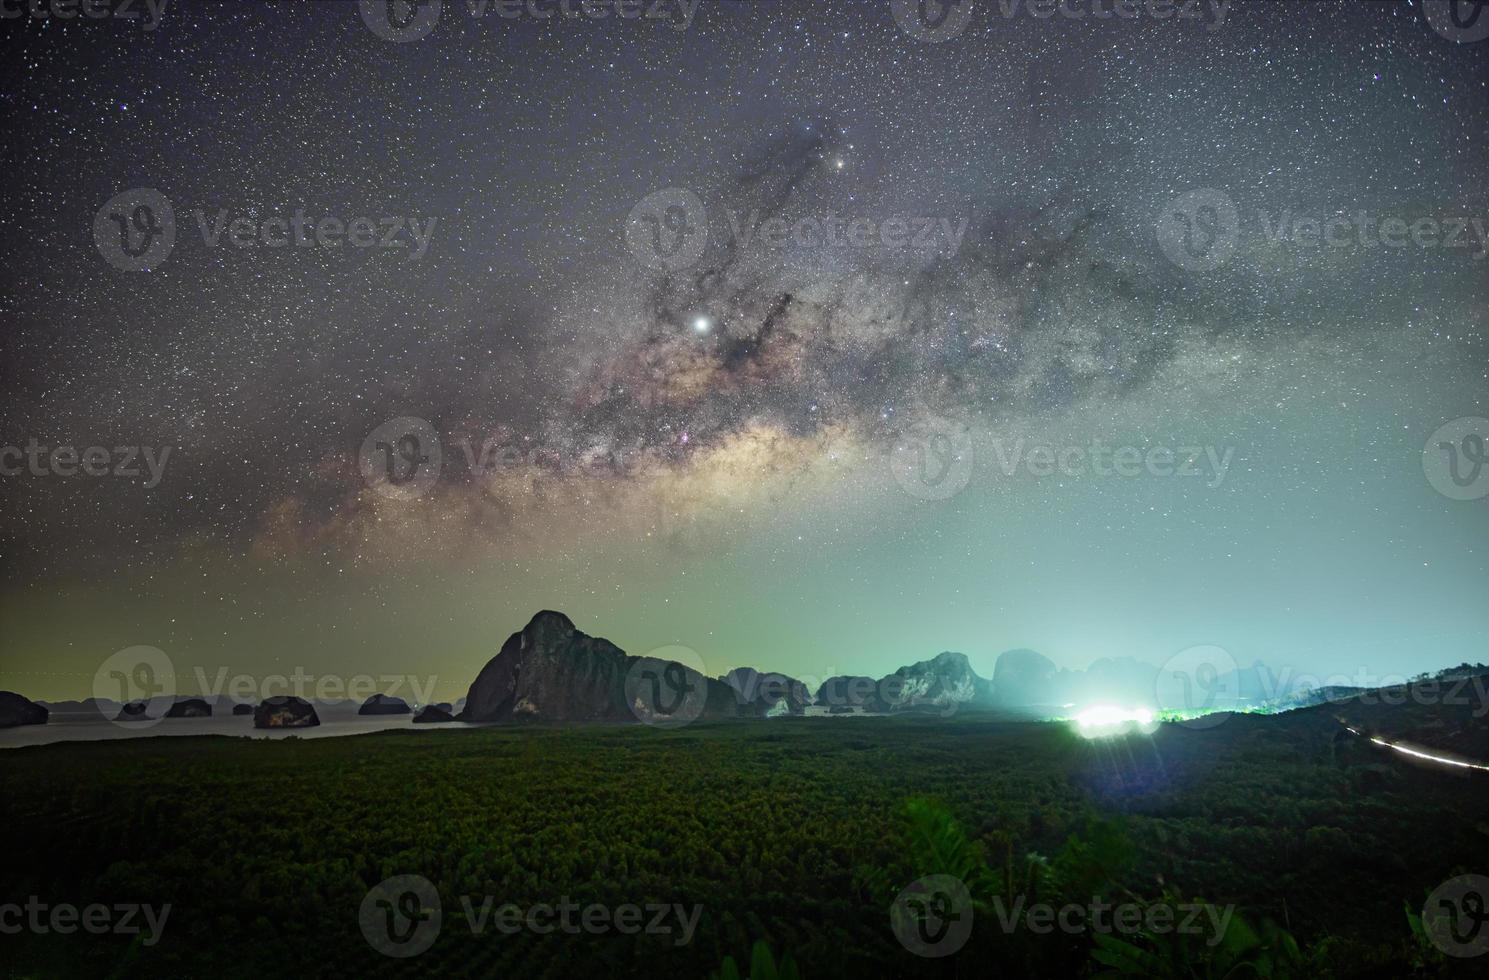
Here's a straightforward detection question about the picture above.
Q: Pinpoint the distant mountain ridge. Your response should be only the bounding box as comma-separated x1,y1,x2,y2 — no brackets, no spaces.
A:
456,612,1410,726
460,612,1005,723
24,613,1479,731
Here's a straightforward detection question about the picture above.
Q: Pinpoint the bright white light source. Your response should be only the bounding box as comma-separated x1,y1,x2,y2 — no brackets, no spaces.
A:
1073,705,1156,738
693,317,711,333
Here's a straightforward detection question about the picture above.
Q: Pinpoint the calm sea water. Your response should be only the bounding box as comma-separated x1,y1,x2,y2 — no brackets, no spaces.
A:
0,711,471,748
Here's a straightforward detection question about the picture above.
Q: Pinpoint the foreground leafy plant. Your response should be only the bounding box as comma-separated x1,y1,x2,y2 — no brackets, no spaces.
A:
1091,900,1306,979
710,941,801,980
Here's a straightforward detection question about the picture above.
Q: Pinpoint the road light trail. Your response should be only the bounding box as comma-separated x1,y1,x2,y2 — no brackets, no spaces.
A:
1341,724,1489,773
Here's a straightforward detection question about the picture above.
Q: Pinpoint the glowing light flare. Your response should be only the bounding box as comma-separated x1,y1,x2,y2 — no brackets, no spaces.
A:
1072,705,1157,738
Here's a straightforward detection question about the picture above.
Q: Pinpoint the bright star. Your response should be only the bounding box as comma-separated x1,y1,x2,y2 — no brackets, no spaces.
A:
693,317,711,333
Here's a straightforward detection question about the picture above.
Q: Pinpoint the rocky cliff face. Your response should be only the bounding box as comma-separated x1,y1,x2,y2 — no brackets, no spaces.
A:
813,653,994,713
116,700,152,722
459,611,736,724
991,648,1060,707
814,675,893,711
723,667,812,717
254,696,320,728
890,651,994,710
358,694,411,715
0,691,48,728
164,698,213,718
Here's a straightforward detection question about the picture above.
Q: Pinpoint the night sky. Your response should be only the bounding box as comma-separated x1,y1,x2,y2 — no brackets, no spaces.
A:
2,0,1486,702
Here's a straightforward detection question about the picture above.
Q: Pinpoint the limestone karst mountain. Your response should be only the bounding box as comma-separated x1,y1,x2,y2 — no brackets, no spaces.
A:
358,693,411,715
459,611,737,724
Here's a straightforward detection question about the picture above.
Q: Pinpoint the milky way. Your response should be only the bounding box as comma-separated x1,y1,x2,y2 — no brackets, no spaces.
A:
2,1,1486,699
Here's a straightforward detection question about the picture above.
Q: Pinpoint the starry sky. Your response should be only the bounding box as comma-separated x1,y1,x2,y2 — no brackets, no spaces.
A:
1,0,1486,702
